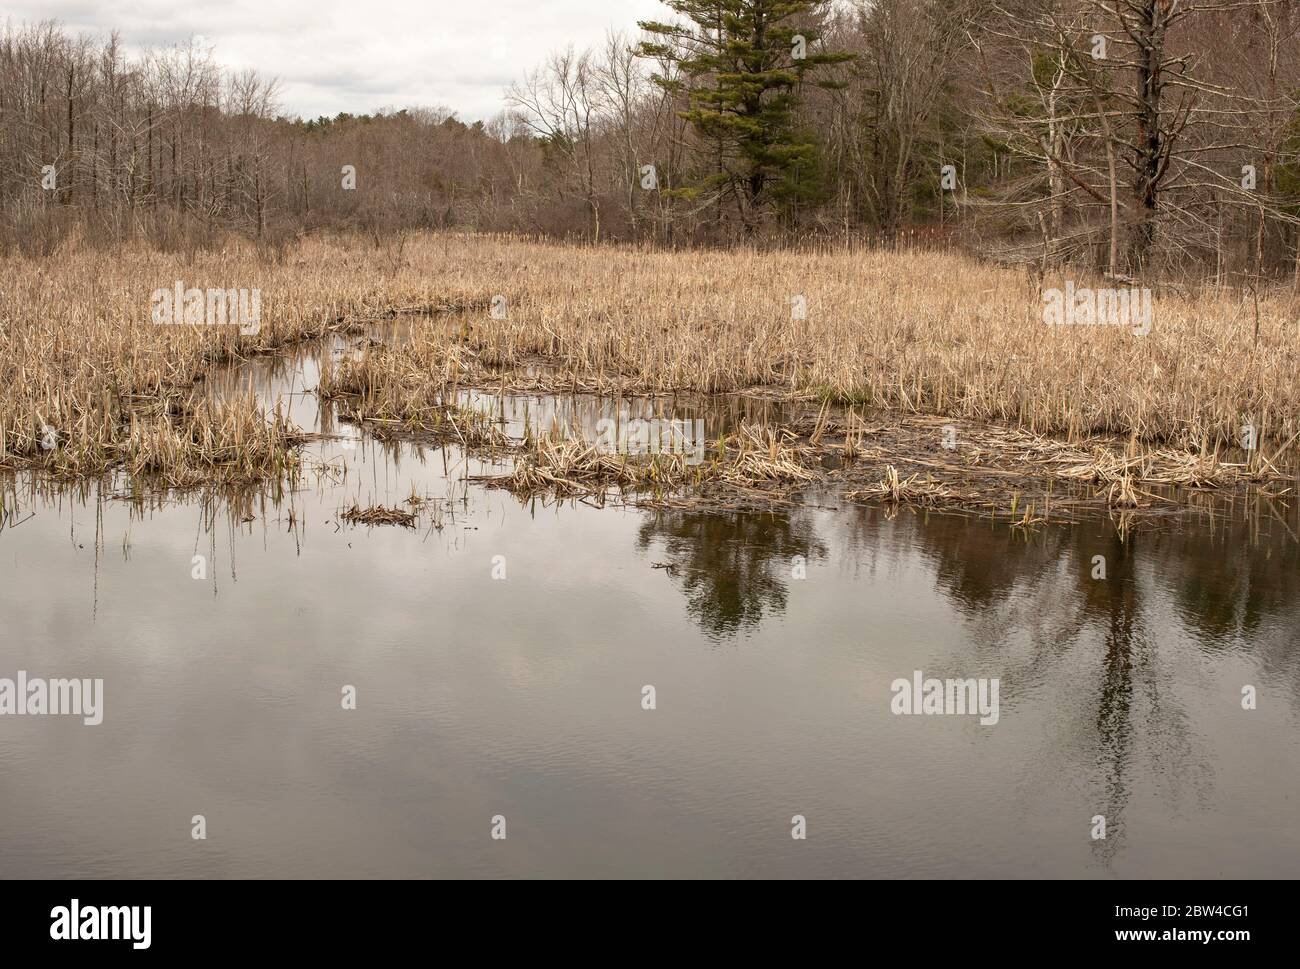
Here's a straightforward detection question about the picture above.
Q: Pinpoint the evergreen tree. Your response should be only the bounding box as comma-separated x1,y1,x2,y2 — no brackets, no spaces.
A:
637,1,851,231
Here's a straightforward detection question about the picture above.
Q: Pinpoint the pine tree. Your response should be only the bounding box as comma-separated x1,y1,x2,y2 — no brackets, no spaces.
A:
637,1,851,231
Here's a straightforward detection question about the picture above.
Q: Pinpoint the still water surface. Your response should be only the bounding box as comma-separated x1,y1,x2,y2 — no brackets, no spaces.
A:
2,333,1298,878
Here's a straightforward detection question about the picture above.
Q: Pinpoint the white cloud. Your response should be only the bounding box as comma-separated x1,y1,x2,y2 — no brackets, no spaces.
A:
4,0,668,121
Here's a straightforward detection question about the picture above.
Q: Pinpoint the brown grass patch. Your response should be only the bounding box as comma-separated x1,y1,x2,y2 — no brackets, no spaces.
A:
475,421,818,502
7,231,1300,498
340,503,417,527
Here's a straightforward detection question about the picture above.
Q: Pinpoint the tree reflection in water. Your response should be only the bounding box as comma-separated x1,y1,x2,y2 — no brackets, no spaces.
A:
636,507,828,641
642,496,1299,868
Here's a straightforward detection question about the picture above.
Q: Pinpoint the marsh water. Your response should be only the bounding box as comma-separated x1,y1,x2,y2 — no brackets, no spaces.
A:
2,328,1299,879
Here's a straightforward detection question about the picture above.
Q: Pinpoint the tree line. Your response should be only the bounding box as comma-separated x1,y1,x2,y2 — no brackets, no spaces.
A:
3,2,1299,280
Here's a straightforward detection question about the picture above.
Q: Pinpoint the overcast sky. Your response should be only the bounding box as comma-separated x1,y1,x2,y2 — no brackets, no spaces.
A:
6,0,668,122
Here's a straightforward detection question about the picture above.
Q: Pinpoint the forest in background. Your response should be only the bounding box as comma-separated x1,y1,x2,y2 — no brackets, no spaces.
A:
3,1,1300,282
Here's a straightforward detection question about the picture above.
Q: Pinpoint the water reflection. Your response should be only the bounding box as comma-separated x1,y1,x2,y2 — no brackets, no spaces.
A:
3,331,1299,877
636,508,828,641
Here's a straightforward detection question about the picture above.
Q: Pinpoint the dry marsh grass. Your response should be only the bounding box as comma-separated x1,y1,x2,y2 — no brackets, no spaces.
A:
848,465,955,507
339,503,417,528
321,343,511,451
4,231,1299,498
483,407,1293,522
478,422,818,502
0,233,485,482
301,234,1300,458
